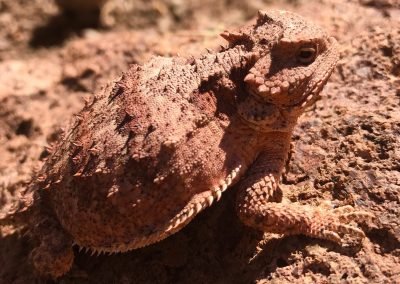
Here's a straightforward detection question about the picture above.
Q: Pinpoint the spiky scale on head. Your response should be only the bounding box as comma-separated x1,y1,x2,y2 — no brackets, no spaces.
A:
220,10,339,132
235,10,338,108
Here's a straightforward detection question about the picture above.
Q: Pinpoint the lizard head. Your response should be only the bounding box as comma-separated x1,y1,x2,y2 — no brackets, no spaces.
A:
222,10,339,111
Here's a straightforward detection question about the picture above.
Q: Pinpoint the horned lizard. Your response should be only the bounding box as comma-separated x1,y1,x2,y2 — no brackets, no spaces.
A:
1,10,374,278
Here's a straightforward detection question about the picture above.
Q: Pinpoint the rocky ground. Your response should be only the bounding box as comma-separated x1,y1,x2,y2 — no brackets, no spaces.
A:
0,0,399,283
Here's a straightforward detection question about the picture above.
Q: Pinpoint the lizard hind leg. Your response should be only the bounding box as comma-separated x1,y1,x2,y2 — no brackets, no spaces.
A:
0,189,73,277
236,155,374,244
30,214,74,278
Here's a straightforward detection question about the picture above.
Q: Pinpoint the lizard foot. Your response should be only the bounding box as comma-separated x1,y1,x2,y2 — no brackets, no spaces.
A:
307,203,375,243
239,201,374,244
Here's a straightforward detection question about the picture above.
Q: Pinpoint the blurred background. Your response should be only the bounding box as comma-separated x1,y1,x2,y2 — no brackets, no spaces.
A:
0,0,300,54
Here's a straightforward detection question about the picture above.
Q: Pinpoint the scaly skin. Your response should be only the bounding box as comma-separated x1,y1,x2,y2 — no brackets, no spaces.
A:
0,10,373,278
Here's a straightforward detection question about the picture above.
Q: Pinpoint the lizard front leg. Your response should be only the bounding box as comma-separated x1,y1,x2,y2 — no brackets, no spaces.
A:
236,151,374,244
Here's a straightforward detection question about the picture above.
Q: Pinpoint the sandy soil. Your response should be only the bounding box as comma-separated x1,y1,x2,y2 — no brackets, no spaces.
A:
0,0,399,283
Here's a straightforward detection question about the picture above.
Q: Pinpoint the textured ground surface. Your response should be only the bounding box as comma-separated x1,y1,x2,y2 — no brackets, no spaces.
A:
0,0,399,283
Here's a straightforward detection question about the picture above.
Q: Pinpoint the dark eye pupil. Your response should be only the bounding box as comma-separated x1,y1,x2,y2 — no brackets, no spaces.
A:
298,47,316,64
300,50,313,59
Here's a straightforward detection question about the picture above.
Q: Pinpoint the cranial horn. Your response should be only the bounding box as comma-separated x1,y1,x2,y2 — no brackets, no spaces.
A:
220,30,246,43
256,10,275,26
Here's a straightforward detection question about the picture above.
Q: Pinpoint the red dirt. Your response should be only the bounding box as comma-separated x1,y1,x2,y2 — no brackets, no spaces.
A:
0,0,399,283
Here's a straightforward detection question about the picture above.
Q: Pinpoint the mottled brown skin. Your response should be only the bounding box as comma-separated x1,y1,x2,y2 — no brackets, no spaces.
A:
1,10,374,278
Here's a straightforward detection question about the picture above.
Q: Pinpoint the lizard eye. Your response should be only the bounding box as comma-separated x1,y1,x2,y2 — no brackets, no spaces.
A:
297,46,317,64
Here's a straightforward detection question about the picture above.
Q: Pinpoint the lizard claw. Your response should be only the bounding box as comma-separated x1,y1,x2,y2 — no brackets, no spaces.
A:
320,230,341,243
320,223,365,244
316,205,374,244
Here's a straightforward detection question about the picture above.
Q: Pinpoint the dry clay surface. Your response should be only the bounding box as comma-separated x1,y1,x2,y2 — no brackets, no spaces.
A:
0,0,399,283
